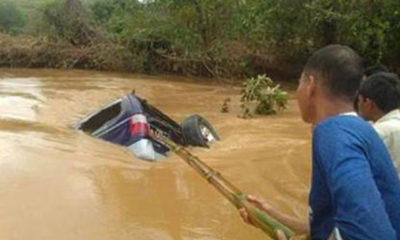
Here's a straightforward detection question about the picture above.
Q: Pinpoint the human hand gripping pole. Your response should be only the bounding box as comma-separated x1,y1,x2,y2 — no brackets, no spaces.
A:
149,130,309,240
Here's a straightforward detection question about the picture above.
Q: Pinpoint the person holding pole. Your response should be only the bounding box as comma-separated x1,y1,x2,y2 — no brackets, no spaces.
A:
239,45,400,240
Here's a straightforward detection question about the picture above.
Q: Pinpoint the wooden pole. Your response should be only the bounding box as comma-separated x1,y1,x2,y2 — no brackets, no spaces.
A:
149,131,308,240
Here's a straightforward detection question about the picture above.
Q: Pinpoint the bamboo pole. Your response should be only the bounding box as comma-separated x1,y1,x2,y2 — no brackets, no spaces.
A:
149,131,308,240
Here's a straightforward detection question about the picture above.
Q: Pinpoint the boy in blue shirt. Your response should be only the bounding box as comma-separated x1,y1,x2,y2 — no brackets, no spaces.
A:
239,45,400,239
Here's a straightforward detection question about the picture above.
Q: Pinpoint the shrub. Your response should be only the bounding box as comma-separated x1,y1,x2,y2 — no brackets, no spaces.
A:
3,0,400,76
220,98,231,113
239,74,288,118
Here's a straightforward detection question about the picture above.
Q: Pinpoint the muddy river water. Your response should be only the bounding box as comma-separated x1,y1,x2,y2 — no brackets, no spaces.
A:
0,69,311,240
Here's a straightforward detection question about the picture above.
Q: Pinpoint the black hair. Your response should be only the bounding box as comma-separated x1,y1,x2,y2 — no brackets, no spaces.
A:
354,64,389,111
358,72,400,113
304,44,363,101
353,90,360,112
364,64,389,77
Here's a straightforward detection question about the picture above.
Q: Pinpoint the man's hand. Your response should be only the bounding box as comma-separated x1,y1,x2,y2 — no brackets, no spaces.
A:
247,195,274,212
277,230,288,240
238,195,273,226
238,194,310,239
276,230,306,240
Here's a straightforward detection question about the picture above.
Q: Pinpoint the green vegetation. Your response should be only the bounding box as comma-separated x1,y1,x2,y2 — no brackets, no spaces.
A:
221,98,231,113
239,75,288,118
0,1,25,34
1,0,400,77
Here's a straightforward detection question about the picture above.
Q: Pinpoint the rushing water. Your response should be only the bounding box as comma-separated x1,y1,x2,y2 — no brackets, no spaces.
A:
0,68,311,240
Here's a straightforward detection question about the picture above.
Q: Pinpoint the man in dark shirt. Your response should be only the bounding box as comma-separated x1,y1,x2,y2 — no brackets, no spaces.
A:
239,45,400,239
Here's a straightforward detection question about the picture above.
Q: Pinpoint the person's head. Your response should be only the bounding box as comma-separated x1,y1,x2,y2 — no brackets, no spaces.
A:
296,44,363,123
357,72,400,122
354,64,390,111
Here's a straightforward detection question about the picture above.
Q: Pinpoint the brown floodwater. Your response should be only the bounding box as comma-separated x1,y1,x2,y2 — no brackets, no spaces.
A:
0,68,311,240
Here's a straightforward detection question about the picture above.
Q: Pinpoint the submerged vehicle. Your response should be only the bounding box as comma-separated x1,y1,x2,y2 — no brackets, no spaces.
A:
74,92,220,161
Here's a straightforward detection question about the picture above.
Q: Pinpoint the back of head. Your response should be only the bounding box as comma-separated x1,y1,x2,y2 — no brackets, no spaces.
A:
364,64,389,77
304,44,363,102
359,72,400,113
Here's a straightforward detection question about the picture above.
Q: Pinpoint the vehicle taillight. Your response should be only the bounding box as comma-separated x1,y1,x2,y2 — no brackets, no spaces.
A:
129,114,150,136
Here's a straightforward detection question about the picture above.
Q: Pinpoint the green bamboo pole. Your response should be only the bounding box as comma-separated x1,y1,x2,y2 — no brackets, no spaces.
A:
149,131,308,240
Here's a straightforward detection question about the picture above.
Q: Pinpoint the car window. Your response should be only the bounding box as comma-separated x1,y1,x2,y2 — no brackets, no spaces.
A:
79,100,122,134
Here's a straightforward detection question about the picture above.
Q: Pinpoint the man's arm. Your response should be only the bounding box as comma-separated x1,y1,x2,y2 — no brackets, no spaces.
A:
314,125,397,239
239,195,309,234
325,154,395,239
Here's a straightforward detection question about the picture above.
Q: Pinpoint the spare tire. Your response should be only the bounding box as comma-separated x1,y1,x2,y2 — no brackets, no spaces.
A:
181,115,220,147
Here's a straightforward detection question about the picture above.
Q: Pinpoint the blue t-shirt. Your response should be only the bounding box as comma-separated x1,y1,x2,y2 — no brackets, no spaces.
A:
310,115,400,240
